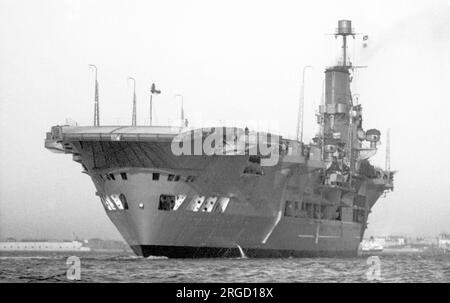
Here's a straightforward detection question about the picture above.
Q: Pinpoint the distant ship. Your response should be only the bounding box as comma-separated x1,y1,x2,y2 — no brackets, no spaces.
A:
0,240,91,252
45,20,393,258
360,237,384,254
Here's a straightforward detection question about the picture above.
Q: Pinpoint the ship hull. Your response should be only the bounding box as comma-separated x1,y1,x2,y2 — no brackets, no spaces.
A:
131,245,358,258
107,206,363,258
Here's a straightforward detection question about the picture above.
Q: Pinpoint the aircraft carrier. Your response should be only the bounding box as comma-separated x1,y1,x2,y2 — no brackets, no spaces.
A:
45,20,393,258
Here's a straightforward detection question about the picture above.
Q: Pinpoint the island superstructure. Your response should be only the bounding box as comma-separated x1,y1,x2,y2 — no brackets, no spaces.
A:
45,20,393,258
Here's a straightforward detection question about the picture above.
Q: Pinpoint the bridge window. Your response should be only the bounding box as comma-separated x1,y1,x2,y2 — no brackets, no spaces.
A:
109,173,116,180
120,173,128,180
152,173,160,180
167,174,175,181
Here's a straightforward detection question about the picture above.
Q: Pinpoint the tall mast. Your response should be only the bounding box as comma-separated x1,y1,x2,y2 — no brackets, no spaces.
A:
150,83,161,126
149,94,153,126
89,64,99,126
128,77,137,126
335,20,355,67
320,79,325,161
296,65,312,142
175,94,184,126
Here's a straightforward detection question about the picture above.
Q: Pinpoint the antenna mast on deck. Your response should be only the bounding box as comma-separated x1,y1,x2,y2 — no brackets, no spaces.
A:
89,64,99,126
128,77,137,126
296,65,312,142
149,83,161,126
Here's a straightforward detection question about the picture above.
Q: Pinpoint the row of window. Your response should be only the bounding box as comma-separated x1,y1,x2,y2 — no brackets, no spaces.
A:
153,173,196,182
285,201,341,221
99,173,126,181
284,200,366,222
99,193,230,213
99,172,197,183
158,194,230,213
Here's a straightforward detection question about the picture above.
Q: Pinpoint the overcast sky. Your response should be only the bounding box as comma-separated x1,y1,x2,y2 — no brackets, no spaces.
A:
0,0,449,240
